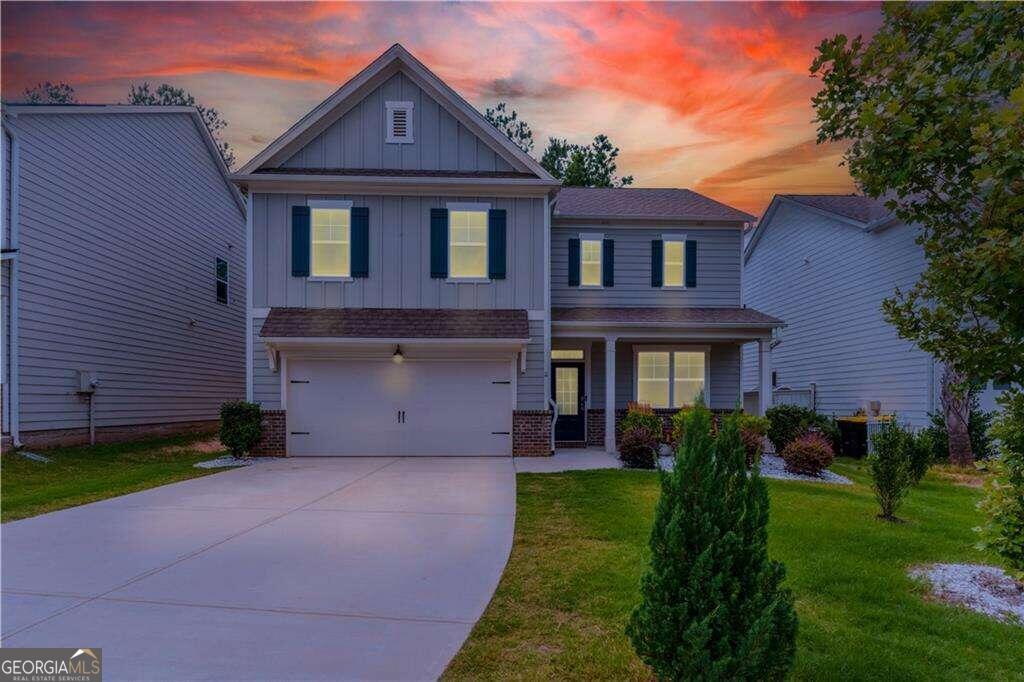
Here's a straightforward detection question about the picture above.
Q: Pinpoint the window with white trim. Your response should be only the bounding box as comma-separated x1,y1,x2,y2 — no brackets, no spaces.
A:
311,205,351,277
215,257,229,304
581,238,602,286
636,348,707,408
663,238,685,287
551,349,584,360
386,101,414,144
449,209,488,278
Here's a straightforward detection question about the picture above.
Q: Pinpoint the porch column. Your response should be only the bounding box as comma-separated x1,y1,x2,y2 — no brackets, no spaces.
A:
758,338,772,416
605,336,617,453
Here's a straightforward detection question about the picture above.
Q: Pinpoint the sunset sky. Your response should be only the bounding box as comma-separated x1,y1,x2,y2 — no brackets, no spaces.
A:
1,1,883,215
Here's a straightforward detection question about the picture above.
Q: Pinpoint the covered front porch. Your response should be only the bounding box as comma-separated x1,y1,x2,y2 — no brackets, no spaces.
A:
549,307,783,454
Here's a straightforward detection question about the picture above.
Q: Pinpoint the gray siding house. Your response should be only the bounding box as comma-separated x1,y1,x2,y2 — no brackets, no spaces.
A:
1,106,246,448
741,194,1008,428
235,44,781,457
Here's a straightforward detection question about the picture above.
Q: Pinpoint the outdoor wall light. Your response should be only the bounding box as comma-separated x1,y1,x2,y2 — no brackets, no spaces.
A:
393,345,405,364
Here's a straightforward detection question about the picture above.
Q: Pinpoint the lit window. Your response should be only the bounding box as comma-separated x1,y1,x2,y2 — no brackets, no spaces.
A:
551,349,584,360
215,258,229,304
555,367,579,416
664,240,685,287
581,239,602,286
311,207,350,277
449,210,488,278
636,350,706,408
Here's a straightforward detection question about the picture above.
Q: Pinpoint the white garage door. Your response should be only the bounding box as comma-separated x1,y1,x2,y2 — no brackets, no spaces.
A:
287,358,513,456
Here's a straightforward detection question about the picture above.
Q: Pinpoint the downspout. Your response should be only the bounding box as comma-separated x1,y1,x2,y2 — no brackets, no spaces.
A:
3,118,21,446
244,188,253,402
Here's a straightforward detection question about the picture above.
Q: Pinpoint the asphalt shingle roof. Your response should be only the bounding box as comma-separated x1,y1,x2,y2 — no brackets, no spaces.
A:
551,307,782,326
780,194,890,224
260,307,530,339
254,168,537,179
554,187,754,222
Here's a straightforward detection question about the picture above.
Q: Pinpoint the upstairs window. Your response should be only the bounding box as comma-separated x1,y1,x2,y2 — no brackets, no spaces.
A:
386,101,414,144
663,239,685,287
449,208,488,279
581,238,603,286
215,258,229,304
311,203,351,278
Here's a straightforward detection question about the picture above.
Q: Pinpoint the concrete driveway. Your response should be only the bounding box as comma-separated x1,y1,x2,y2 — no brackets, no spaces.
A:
1,457,516,681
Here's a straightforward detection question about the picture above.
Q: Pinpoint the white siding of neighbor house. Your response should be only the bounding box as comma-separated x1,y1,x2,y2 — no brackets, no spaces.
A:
282,71,515,173
8,113,245,434
550,223,742,308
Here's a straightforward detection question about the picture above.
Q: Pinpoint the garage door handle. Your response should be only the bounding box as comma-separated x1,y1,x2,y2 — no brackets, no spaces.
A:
397,410,406,423
290,380,309,384
290,431,310,435
492,380,511,385
492,431,510,435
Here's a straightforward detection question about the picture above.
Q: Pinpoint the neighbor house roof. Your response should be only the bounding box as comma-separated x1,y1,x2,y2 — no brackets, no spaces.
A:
260,307,530,340
553,188,754,223
551,306,782,327
254,168,536,179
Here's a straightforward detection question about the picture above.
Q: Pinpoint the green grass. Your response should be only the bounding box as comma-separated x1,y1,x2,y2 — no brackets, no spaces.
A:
1,432,231,522
445,460,1023,681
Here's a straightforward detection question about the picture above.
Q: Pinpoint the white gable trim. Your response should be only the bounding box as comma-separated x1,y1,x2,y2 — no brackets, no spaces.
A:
237,44,556,182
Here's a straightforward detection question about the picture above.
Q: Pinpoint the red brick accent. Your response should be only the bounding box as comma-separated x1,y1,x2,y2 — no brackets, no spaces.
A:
513,410,552,457
18,420,218,450
586,409,605,447
251,410,286,456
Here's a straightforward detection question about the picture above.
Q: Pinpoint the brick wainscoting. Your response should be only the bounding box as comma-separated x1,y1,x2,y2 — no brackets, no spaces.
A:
18,420,219,449
513,410,552,456
252,410,286,456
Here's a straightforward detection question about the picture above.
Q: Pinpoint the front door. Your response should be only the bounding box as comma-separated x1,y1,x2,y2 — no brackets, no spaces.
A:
551,362,585,441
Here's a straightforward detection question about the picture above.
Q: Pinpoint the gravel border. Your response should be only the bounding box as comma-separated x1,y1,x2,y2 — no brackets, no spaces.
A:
655,453,852,485
194,456,255,469
910,563,1024,625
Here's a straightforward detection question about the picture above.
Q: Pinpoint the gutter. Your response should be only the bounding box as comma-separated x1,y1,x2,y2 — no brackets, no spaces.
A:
2,118,21,446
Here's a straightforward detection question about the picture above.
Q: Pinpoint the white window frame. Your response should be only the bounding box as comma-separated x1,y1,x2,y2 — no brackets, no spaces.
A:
215,257,229,305
632,345,711,409
661,233,687,289
579,232,604,288
307,199,353,281
446,202,491,283
385,100,414,144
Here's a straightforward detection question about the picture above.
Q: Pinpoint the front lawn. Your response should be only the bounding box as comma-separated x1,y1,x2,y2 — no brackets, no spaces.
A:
1,433,230,522
444,460,1022,680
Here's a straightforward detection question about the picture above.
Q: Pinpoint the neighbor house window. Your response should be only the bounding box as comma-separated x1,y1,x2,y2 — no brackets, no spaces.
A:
449,208,488,279
581,238,603,286
310,203,351,277
663,239,685,287
215,257,229,304
636,348,707,408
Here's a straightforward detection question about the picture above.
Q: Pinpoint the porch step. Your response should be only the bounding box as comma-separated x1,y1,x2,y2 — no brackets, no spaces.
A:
555,440,587,449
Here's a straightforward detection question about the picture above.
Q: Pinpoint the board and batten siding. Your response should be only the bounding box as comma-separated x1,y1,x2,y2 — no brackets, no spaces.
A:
741,201,936,426
282,71,514,173
551,223,742,307
9,113,245,433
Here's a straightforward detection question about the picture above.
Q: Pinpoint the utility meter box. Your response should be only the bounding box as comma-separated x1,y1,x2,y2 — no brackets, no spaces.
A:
77,370,99,394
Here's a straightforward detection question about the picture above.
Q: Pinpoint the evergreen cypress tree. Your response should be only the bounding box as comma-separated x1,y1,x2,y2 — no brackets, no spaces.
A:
627,400,798,680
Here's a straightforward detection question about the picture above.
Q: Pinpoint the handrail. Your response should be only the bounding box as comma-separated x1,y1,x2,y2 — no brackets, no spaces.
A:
548,398,559,453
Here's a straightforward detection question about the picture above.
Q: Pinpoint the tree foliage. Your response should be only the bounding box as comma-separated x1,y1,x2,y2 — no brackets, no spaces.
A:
23,81,77,104
126,83,236,168
977,391,1024,581
540,134,634,187
811,3,1024,388
483,101,533,154
627,401,797,680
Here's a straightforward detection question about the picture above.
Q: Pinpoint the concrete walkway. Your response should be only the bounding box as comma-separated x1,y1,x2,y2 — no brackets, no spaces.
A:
1,457,516,681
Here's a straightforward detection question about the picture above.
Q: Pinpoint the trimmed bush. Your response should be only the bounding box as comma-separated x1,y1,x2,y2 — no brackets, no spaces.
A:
867,420,918,521
619,425,660,469
622,401,663,438
628,399,797,679
219,401,263,457
780,433,834,476
977,390,1024,581
739,414,770,467
766,404,838,453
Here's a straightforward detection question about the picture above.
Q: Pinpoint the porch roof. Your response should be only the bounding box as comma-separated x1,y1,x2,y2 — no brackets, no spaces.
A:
260,307,530,341
551,306,783,329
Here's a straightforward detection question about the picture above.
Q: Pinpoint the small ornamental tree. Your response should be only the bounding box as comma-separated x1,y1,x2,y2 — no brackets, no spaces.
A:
627,401,797,680
219,401,262,457
977,390,1024,581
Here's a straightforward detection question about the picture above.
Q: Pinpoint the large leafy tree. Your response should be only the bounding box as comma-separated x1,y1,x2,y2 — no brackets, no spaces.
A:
484,101,533,154
541,134,634,187
126,83,236,169
811,3,1024,465
23,81,77,104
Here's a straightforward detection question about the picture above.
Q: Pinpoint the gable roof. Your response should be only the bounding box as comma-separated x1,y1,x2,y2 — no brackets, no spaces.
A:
553,187,754,223
744,193,898,263
237,44,556,183
2,104,245,216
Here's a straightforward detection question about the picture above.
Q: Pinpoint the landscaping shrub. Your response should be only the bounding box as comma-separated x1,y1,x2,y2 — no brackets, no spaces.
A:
908,428,935,484
976,390,1024,581
618,426,660,469
671,405,722,451
780,433,834,476
628,398,797,679
867,419,918,521
622,401,663,440
766,404,838,452
921,392,995,461
739,414,770,467
219,401,262,457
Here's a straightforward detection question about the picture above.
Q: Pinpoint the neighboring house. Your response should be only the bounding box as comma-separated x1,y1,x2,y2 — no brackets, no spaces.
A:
233,44,782,458
741,194,1009,429
1,105,247,448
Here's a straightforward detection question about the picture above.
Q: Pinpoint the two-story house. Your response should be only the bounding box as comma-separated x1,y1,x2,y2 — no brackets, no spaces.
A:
233,44,782,458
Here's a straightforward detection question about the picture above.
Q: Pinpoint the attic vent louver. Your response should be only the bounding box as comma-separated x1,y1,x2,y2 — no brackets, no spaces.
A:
386,101,414,144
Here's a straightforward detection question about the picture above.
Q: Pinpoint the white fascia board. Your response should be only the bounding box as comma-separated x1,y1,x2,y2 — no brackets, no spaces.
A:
231,173,558,197
262,336,530,346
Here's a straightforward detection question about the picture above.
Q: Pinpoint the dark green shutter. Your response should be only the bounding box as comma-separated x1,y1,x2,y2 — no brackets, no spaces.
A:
430,208,448,278
685,239,697,288
602,239,614,287
291,205,311,277
568,238,580,286
651,240,663,287
351,207,369,278
488,209,507,280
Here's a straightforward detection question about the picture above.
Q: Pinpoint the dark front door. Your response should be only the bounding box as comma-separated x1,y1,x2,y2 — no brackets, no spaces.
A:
552,362,586,441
